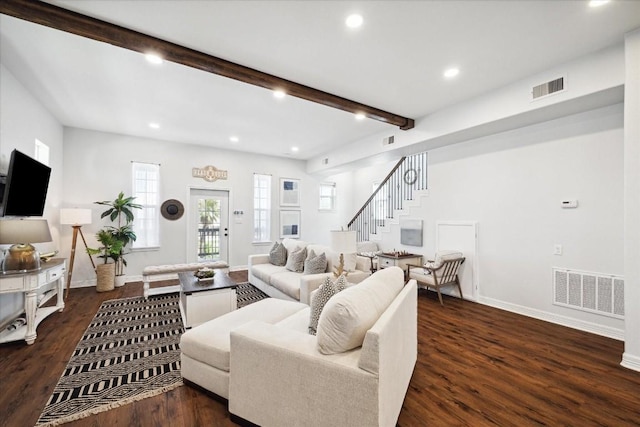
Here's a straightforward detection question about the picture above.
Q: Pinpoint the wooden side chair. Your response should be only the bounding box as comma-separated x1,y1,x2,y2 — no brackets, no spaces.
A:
406,251,465,306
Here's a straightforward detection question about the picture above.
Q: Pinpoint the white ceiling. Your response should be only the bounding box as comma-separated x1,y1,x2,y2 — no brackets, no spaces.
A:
1,0,639,160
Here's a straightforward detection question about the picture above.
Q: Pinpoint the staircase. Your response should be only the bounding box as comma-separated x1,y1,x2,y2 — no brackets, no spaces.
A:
348,152,428,242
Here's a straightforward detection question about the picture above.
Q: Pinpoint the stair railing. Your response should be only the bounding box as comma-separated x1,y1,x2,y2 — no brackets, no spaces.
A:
347,152,427,242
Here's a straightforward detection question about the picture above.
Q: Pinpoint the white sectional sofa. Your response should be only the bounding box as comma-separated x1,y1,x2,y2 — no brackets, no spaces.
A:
229,266,417,427
180,266,417,427
248,238,371,304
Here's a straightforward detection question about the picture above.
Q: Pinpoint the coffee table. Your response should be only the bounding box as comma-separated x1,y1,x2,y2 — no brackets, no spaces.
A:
178,271,238,329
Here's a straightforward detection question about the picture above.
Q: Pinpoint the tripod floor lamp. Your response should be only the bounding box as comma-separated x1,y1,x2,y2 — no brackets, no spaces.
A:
60,208,95,299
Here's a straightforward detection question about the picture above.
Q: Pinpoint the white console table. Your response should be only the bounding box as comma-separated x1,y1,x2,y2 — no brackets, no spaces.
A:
0,258,66,345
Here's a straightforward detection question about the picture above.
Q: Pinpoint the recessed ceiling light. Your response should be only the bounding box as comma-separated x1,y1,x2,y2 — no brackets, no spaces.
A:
355,113,366,121
346,14,363,29
589,0,610,7
291,146,299,152
273,89,286,99
145,53,163,65
148,122,160,129
444,67,460,79
230,136,239,143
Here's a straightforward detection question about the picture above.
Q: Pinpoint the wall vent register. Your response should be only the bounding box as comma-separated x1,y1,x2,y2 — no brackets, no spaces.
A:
553,268,624,319
532,77,565,100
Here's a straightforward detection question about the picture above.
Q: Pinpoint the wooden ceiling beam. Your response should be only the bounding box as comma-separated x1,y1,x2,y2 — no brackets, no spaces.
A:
1,0,415,130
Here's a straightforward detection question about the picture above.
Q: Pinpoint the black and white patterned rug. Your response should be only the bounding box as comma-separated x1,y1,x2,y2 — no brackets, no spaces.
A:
36,283,268,426
237,281,269,307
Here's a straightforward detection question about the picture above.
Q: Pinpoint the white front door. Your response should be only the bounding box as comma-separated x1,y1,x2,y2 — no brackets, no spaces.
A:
436,221,479,301
187,188,229,264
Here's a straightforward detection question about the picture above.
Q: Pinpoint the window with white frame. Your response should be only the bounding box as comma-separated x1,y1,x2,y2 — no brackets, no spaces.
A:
319,182,336,211
34,139,50,166
253,173,271,243
131,162,160,248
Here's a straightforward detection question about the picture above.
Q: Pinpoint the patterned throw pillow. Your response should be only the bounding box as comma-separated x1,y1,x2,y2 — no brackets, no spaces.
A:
285,246,307,273
308,274,347,335
304,249,327,274
269,241,287,266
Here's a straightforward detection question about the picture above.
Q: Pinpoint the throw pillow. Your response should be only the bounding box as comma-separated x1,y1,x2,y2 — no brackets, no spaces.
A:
308,274,347,335
424,250,464,269
304,249,328,274
316,267,404,354
269,241,287,266
285,246,306,273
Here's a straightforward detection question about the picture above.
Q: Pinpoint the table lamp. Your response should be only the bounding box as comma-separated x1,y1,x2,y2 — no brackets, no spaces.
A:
60,208,95,299
330,229,357,277
0,218,53,273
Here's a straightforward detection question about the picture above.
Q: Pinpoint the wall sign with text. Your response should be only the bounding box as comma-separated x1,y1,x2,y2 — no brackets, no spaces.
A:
192,165,228,182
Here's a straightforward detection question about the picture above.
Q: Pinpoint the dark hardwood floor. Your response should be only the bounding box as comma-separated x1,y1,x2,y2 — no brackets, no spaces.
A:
1,271,639,427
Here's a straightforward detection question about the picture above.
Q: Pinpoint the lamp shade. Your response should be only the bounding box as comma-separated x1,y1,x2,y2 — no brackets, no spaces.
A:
60,208,92,225
0,218,52,244
330,230,357,254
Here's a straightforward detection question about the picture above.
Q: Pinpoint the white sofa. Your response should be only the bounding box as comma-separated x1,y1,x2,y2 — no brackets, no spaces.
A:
228,267,417,427
249,238,371,305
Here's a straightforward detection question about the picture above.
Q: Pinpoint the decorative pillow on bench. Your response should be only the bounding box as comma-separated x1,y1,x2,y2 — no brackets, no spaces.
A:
308,274,347,335
269,241,287,266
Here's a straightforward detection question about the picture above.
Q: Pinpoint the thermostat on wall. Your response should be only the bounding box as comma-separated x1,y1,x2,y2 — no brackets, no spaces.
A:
561,200,578,208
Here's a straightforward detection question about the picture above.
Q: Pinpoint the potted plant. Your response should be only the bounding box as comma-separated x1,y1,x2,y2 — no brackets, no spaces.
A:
94,192,142,287
87,229,124,292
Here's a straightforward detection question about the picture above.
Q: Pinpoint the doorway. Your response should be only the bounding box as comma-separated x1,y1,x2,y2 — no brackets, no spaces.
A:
436,221,479,301
187,188,229,264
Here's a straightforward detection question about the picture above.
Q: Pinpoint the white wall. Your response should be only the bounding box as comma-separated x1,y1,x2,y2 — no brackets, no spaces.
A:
61,127,346,287
309,44,625,175
343,103,625,336
622,29,640,371
0,64,64,326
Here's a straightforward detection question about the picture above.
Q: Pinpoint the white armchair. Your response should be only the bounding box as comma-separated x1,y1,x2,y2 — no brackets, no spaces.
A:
407,250,465,305
356,240,382,273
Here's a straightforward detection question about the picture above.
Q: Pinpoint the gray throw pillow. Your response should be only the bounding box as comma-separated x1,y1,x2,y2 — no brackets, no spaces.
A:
285,246,306,273
308,274,347,335
269,241,287,266
304,249,327,274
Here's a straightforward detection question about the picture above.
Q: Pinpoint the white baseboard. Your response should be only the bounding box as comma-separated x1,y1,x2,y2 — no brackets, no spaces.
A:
621,352,640,372
478,296,624,341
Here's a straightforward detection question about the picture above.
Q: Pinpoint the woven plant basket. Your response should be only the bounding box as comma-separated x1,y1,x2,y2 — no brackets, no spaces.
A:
96,263,115,292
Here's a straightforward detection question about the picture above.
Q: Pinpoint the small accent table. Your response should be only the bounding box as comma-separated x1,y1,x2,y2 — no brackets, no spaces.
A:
0,258,66,345
377,253,423,279
178,271,238,329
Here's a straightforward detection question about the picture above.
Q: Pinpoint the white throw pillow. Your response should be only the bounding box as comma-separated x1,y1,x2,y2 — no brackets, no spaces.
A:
425,250,463,269
316,267,404,354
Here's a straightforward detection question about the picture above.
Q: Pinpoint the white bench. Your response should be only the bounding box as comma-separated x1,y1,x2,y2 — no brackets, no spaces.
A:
142,261,229,299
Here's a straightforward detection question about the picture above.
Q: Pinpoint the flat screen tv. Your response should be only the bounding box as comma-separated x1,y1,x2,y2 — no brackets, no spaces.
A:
0,149,51,217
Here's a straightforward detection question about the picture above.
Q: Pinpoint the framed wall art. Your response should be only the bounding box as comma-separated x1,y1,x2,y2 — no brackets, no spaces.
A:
280,178,300,207
280,210,301,239
400,218,423,246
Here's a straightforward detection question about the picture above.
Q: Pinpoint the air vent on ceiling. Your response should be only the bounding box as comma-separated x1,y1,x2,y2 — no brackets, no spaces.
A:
383,136,395,146
532,77,565,100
